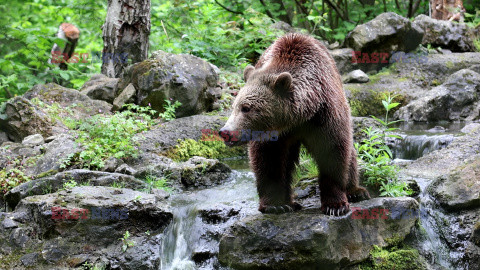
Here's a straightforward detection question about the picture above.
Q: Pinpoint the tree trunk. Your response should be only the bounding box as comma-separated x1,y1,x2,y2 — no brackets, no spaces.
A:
101,0,151,78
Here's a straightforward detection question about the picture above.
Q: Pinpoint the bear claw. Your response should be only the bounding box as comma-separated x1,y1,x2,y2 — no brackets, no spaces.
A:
323,205,349,216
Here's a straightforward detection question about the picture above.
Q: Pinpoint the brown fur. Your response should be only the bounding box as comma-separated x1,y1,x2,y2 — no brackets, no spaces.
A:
220,33,370,215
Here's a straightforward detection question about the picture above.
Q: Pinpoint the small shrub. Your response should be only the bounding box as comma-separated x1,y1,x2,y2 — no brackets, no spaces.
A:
0,168,31,194
143,175,172,192
165,137,246,161
64,104,156,170
293,147,318,185
158,99,181,121
356,93,412,197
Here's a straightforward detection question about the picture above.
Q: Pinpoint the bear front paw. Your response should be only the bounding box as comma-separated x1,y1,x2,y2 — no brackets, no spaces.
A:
259,202,302,214
321,202,350,216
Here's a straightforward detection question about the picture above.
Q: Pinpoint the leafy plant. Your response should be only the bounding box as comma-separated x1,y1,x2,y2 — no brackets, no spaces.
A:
62,179,78,190
355,93,412,197
293,147,318,184
144,175,172,192
0,168,31,194
158,99,181,121
120,231,135,252
65,104,156,170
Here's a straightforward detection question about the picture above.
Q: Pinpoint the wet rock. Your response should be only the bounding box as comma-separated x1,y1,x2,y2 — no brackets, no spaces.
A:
178,157,231,189
0,97,53,142
343,70,369,83
461,123,480,134
428,155,480,211
413,14,476,52
80,74,119,103
0,186,172,269
112,83,136,111
5,169,147,210
119,51,220,117
396,69,480,122
402,122,480,180
21,134,44,146
219,197,419,269
199,206,240,224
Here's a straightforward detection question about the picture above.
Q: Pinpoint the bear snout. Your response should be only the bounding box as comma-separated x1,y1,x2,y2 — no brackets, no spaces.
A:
219,127,242,147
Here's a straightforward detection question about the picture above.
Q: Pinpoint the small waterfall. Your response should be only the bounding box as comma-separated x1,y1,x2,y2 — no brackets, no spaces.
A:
390,134,454,160
160,205,198,270
412,178,453,269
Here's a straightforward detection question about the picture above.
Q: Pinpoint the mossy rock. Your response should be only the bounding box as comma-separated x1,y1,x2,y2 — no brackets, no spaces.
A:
357,245,426,270
346,87,406,118
164,138,246,162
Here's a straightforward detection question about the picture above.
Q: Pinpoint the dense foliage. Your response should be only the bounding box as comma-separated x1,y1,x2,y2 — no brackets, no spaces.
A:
2,0,479,103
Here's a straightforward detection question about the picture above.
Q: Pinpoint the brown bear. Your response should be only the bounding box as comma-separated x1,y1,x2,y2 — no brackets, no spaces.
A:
220,33,370,216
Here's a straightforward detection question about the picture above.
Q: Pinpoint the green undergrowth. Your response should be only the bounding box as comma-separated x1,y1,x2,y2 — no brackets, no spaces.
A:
293,147,318,187
165,138,246,162
62,104,157,170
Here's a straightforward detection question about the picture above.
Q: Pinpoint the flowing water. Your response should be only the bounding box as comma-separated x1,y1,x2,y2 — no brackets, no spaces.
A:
159,162,256,270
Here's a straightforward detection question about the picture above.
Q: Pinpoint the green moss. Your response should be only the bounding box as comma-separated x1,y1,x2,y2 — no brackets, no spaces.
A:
358,245,424,270
347,88,405,117
35,169,58,179
165,138,246,161
0,252,22,267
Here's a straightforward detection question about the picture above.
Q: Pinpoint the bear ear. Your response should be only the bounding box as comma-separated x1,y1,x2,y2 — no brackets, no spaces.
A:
273,72,292,93
243,65,255,82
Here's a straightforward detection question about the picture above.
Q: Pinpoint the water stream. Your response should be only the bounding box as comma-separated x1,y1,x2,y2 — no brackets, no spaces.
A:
159,165,256,270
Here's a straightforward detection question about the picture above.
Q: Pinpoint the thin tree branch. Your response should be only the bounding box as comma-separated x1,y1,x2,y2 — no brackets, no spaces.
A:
213,0,243,15
258,0,276,21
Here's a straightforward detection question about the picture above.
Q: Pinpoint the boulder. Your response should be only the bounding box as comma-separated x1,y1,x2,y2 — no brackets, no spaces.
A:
428,155,480,211
80,74,119,103
218,197,419,270
118,51,220,117
0,97,53,142
395,69,480,122
344,12,423,71
0,186,172,269
23,83,112,119
413,14,477,52
5,169,147,210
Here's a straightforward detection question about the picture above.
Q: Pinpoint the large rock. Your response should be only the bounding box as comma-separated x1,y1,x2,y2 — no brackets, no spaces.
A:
395,69,480,122
413,14,477,52
0,97,53,142
330,48,358,74
345,12,423,67
218,197,419,269
0,186,172,269
119,51,221,117
80,74,119,103
5,169,147,210
23,83,112,119
427,155,480,211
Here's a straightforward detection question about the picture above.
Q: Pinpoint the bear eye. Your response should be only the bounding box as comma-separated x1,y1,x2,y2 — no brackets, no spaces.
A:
241,105,251,113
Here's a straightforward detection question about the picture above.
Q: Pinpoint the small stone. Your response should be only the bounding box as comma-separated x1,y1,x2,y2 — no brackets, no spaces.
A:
20,252,40,267
113,83,136,111
22,134,44,146
1,217,18,229
343,70,370,83
103,157,124,172
115,164,136,175
44,135,57,143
